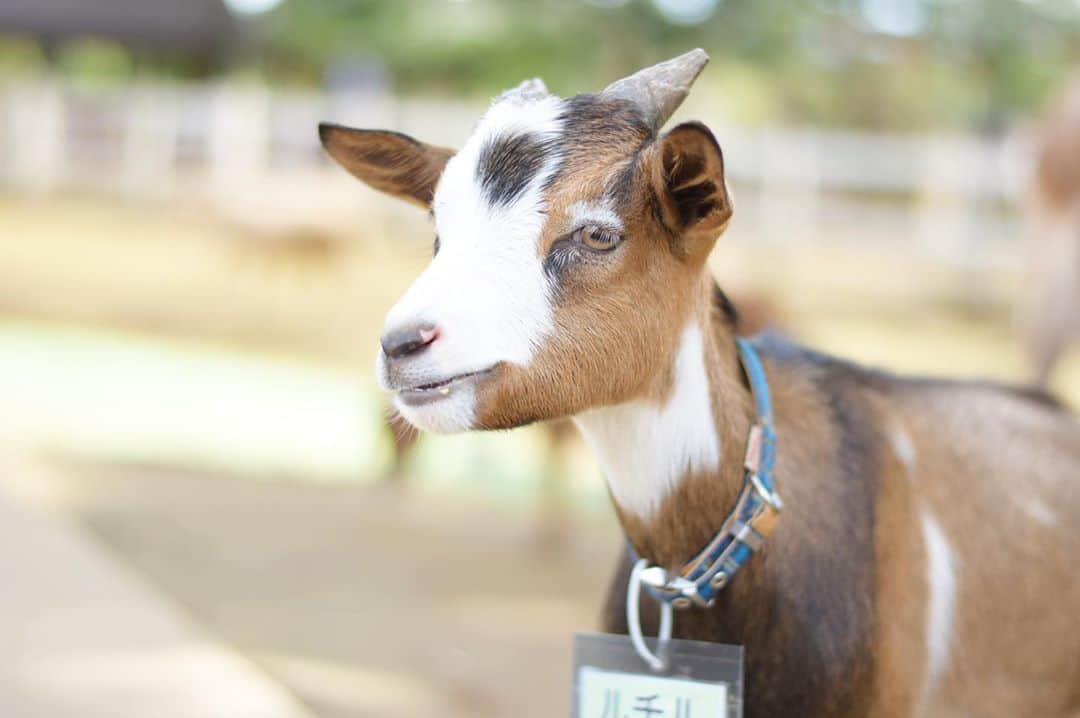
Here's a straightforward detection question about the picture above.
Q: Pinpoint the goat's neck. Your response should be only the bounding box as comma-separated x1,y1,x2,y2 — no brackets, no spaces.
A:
573,280,757,569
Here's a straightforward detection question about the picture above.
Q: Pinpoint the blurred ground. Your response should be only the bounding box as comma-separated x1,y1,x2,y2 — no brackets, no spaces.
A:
0,464,311,718
2,453,619,718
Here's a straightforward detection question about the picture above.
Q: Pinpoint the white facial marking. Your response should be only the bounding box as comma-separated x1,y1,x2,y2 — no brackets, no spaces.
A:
573,323,720,519
379,93,565,433
919,507,957,698
387,371,479,434
567,200,624,233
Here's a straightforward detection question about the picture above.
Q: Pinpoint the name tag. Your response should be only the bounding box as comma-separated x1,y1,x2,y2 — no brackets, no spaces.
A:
573,633,743,718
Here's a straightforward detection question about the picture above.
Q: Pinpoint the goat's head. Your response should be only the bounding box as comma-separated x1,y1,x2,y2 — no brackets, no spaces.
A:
321,50,732,433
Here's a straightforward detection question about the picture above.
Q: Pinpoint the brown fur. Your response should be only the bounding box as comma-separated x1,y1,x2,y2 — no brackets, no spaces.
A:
1034,71,1080,212
321,93,1080,717
474,108,733,429
602,330,1080,717
318,124,454,208
1022,71,1080,387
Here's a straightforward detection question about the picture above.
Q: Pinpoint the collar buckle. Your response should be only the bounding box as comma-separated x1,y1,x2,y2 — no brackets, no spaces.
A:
638,568,715,609
673,578,714,609
748,472,783,538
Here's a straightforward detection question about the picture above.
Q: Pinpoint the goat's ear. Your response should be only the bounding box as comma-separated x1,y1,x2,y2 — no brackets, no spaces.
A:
651,121,732,258
318,123,454,209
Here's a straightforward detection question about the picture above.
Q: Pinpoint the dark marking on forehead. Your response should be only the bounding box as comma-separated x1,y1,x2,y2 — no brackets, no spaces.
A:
474,93,651,210
476,132,557,207
557,94,652,166
560,94,652,144
542,93,654,203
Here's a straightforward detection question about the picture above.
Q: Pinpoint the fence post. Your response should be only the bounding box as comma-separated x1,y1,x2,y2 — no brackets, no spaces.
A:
757,129,822,246
208,83,271,205
122,84,179,200
6,79,64,193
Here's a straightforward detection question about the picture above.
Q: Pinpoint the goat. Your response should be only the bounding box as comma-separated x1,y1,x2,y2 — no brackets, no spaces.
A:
320,51,1080,718
1022,69,1080,387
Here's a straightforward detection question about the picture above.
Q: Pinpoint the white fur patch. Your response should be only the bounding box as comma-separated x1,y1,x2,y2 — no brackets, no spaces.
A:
888,422,917,476
379,93,566,432
573,323,721,519
920,508,958,695
567,200,624,233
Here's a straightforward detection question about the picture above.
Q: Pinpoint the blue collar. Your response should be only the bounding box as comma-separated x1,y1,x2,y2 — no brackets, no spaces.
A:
626,337,783,609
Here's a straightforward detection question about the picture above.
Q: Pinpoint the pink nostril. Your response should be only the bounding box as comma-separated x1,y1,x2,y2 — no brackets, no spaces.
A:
381,322,440,360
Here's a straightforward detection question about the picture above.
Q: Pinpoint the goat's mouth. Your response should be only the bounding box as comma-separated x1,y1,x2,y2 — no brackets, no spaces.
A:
395,368,494,406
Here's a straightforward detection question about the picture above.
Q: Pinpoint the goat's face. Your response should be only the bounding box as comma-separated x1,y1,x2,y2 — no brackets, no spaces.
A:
321,52,731,433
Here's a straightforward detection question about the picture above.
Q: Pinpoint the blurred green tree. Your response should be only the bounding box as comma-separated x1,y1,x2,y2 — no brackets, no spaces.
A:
252,0,1078,130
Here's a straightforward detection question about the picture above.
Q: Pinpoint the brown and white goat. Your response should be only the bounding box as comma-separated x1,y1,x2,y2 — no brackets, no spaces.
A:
321,51,1080,718
1023,69,1080,387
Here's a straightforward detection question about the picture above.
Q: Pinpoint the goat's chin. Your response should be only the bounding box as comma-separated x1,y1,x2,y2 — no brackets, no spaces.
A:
392,388,477,434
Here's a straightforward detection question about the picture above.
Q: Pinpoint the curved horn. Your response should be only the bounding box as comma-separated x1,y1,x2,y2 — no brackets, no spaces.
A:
601,49,709,131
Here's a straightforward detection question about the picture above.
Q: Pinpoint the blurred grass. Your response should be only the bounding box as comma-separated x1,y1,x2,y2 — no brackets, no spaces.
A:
0,320,385,480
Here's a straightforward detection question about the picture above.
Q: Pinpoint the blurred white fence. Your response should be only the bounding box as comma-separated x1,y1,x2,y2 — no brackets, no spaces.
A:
0,78,1031,265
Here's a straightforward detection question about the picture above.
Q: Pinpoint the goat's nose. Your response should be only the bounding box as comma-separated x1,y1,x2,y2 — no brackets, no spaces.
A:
381,323,439,360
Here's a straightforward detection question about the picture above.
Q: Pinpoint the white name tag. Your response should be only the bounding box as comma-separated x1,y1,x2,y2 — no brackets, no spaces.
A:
573,633,743,718
579,666,728,717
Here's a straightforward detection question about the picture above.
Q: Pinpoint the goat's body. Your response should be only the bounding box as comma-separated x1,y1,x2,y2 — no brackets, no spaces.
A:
327,51,1080,718
602,339,1080,718
882,376,1080,716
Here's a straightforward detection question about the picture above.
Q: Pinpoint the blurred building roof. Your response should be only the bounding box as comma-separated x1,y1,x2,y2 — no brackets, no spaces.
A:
0,0,236,53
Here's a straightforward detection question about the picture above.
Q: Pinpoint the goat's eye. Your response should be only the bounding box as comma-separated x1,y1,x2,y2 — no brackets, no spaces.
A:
575,225,621,252
433,235,440,257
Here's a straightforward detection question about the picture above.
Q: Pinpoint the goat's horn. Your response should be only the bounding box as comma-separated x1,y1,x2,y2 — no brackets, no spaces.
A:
601,49,709,131
499,77,550,104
